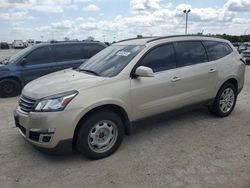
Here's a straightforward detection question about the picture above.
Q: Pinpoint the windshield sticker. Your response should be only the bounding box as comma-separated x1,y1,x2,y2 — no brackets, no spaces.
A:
116,50,131,56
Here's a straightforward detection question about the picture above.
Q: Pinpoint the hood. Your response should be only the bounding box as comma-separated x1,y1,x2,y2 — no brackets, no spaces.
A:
0,63,9,70
22,68,107,99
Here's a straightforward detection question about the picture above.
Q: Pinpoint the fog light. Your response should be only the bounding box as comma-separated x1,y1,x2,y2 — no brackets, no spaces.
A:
29,128,55,143
42,136,51,143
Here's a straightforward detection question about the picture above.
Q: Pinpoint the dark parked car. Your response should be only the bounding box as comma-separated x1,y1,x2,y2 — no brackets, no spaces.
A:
0,41,107,97
241,48,250,65
0,42,10,49
238,44,247,53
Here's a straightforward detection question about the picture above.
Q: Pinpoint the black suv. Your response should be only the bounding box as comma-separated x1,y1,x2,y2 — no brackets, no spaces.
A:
0,41,107,97
0,42,10,49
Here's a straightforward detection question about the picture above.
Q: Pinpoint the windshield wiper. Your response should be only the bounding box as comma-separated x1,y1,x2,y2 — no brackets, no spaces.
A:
78,69,100,76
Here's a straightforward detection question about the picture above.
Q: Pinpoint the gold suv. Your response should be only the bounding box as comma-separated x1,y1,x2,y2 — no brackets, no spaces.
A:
14,36,246,159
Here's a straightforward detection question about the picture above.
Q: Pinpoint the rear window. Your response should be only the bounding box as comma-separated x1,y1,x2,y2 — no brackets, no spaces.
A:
203,41,233,61
52,44,84,62
174,41,208,67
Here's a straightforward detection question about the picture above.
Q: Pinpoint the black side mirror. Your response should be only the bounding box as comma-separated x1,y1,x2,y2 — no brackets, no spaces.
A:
20,58,28,66
72,66,79,70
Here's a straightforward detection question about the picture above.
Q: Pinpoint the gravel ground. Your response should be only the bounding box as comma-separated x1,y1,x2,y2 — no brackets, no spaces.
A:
0,49,250,188
0,49,21,61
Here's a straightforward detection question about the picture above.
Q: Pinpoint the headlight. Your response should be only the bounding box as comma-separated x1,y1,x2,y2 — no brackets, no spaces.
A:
34,90,78,112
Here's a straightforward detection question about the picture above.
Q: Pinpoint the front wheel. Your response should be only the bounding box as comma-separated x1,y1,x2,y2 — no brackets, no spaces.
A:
0,79,21,98
210,83,237,117
76,111,124,159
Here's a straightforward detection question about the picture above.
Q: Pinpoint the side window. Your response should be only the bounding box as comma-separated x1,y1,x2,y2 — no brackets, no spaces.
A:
26,46,53,65
203,41,233,61
139,43,177,72
53,44,84,62
84,44,105,59
174,41,208,67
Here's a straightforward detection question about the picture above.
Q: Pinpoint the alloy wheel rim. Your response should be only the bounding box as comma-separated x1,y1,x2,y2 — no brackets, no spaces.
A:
88,120,118,153
219,88,235,113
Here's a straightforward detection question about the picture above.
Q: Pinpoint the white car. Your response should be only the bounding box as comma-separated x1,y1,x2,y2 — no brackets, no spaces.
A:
27,39,35,47
12,40,25,49
14,35,246,159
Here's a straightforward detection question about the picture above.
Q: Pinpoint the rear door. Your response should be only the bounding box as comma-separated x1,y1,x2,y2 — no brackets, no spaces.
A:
52,44,86,71
171,41,218,104
20,46,57,84
203,41,235,95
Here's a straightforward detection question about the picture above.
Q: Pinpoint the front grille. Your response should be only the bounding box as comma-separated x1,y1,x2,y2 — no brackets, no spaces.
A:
19,95,37,113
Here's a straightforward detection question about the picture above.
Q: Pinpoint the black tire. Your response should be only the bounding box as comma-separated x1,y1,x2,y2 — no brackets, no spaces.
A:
210,83,237,117
0,79,21,98
76,110,124,160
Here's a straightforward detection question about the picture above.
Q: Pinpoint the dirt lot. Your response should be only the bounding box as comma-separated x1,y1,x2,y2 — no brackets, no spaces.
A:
0,49,250,188
0,49,21,61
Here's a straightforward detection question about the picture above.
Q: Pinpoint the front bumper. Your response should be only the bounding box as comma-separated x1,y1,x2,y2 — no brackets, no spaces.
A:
13,107,80,153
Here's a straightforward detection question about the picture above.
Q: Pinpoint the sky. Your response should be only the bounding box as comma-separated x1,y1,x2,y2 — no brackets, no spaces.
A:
0,0,250,42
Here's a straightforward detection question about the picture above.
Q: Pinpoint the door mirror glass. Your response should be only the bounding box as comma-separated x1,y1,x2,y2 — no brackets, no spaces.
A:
135,66,154,77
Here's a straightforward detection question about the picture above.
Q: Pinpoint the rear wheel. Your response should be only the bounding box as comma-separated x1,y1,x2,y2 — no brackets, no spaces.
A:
76,110,124,159
0,79,21,98
210,83,237,117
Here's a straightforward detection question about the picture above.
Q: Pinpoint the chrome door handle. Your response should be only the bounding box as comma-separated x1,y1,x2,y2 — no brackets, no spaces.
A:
209,69,217,73
172,77,181,82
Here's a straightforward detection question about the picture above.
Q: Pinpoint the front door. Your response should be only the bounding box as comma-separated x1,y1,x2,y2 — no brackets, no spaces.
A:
20,46,57,84
130,43,178,119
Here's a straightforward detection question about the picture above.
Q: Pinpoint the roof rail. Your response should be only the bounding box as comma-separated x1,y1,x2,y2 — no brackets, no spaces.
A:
117,36,157,43
82,40,101,42
147,34,223,43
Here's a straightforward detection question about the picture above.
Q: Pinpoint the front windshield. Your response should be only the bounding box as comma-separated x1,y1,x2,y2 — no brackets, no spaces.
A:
9,46,33,63
79,45,145,77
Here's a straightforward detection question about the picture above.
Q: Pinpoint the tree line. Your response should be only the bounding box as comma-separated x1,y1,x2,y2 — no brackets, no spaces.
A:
214,34,250,43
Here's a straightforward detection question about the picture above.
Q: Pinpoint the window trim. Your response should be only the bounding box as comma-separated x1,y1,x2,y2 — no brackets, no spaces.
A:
130,42,178,77
173,40,209,68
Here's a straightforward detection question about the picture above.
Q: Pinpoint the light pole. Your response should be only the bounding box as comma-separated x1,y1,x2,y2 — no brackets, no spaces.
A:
40,35,44,42
244,28,250,35
183,9,191,35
